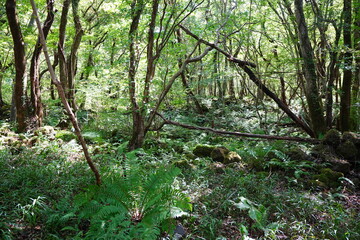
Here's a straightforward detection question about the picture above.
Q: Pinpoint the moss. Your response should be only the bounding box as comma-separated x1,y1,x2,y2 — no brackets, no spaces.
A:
55,130,76,142
323,129,342,146
193,145,215,157
173,160,194,170
223,151,242,164
210,147,230,162
286,147,309,162
312,168,344,188
336,140,358,160
82,132,104,144
311,144,335,160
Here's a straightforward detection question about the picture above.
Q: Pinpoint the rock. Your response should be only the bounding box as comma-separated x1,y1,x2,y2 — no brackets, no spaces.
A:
312,168,344,188
210,147,230,162
209,162,226,174
193,145,215,157
55,130,76,142
336,140,358,160
323,129,342,146
82,131,104,143
311,144,335,160
329,159,351,174
34,126,56,139
286,147,310,161
223,151,242,164
173,160,194,170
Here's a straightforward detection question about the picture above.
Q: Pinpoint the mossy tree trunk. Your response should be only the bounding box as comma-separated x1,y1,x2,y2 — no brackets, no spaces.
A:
340,0,353,131
294,0,326,137
6,0,27,132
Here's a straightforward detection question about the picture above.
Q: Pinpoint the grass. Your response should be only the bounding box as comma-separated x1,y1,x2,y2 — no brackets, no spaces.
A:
0,104,359,239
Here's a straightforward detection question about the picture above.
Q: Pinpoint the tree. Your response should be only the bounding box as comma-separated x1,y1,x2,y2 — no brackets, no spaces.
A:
6,0,27,132
340,0,353,131
294,0,326,137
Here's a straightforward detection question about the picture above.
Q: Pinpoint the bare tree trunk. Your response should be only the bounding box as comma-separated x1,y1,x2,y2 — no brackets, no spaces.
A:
67,0,83,112
351,0,360,130
58,0,70,96
340,0,353,131
6,0,27,132
294,0,326,137
30,0,101,186
128,0,145,150
29,0,55,128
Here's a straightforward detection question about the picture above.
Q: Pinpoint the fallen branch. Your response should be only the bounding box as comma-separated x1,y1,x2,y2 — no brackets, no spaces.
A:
156,113,320,143
179,25,315,138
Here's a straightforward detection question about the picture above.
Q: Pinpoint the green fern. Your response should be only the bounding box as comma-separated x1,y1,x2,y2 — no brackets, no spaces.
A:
72,162,191,240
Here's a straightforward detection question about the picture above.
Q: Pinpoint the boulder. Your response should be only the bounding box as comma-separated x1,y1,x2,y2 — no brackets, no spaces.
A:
323,129,342,147
329,159,351,174
34,126,56,139
336,140,358,160
193,145,215,157
55,130,76,142
210,146,230,162
286,147,310,161
223,151,242,164
312,168,344,188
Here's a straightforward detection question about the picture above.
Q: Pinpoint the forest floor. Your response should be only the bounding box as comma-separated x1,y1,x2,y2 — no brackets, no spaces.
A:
1,101,359,239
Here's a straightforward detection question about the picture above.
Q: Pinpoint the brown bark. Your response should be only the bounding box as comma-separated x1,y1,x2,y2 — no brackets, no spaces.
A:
128,0,145,150
180,24,315,137
351,0,360,130
29,0,55,128
58,0,70,94
67,0,83,112
30,0,101,186
325,22,342,128
6,0,27,132
156,113,320,144
294,0,326,137
340,0,353,131
176,29,204,114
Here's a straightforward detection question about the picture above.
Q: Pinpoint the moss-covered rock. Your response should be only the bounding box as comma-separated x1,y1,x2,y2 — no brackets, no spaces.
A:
329,159,351,174
286,147,310,162
323,129,342,146
311,144,335,160
34,126,56,139
336,140,358,160
223,151,242,164
193,145,215,157
210,146,230,162
312,168,344,188
55,130,76,142
173,160,194,170
82,132,104,143
209,162,226,174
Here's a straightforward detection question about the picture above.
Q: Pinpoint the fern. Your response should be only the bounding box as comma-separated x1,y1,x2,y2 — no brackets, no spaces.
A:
72,161,191,240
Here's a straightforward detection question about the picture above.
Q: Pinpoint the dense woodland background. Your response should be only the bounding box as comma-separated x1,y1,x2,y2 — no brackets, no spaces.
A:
0,0,360,239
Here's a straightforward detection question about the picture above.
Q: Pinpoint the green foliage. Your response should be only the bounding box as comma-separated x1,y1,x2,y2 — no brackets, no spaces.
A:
231,197,280,237
72,159,191,239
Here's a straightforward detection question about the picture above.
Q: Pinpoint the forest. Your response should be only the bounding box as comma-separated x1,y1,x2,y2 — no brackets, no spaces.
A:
0,0,359,239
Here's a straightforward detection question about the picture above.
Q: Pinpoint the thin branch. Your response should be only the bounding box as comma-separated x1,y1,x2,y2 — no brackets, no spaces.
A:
156,113,320,143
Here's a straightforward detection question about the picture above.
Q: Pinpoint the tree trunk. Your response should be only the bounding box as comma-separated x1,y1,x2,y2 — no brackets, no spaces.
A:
67,0,83,112
340,0,353,131
58,0,70,96
128,0,145,150
30,0,101,186
29,0,55,128
6,0,27,132
294,0,326,137
351,0,360,130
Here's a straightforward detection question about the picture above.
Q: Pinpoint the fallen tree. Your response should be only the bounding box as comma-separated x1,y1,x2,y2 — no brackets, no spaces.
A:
179,25,316,138
156,113,320,143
